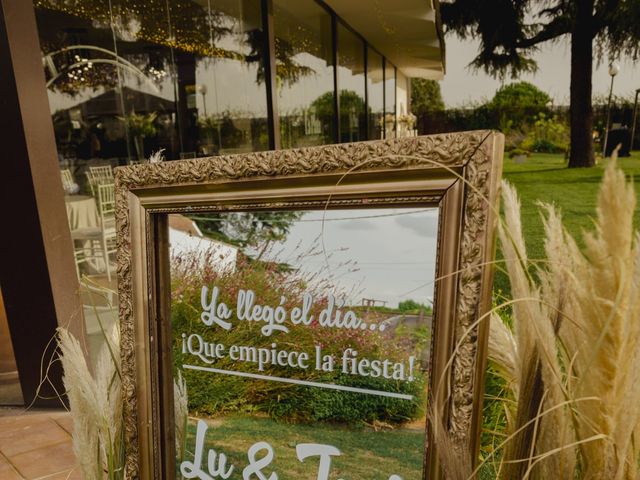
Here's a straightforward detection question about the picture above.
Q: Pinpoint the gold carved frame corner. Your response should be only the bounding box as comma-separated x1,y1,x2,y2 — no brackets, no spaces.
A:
115,130,504,479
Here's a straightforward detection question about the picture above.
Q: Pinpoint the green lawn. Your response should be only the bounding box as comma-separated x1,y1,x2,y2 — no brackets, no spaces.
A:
493,152,640,295
178,414,425,479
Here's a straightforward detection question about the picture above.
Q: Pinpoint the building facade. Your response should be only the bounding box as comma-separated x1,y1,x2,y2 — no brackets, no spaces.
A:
0,0,443,407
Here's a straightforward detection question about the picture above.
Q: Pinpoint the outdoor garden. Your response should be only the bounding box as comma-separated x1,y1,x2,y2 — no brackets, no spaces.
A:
412,6,640,470
46,0,640,477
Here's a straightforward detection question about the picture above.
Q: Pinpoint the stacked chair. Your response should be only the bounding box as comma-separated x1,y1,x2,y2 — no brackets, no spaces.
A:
72,165,116,281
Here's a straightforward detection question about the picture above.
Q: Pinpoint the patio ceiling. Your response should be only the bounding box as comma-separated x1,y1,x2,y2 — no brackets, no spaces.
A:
323,0,445,79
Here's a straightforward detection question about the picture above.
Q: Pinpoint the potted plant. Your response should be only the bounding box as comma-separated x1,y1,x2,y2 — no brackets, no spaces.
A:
122,111,158,160
398,113,417,137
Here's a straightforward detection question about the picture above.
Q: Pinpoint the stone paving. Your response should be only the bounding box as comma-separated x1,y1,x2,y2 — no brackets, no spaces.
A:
0,409,79,479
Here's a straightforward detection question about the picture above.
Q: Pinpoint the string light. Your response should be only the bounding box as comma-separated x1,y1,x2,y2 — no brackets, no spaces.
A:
36,0,329,95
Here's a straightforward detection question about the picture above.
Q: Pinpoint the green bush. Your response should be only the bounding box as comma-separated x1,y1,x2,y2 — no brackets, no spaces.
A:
489,82,551,112
397,298,431,313
265,373,426,424
171,251,427,425
520,113,568,154
489,82,552,131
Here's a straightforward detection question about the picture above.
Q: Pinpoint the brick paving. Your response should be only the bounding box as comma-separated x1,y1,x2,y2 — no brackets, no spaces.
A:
0,409,79,479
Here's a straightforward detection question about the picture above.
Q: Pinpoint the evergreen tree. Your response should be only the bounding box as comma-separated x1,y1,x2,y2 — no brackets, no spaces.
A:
411,78,445,114
441,0,640,167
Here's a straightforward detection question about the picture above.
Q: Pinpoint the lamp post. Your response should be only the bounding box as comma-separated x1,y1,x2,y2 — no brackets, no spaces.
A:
602,62,620,157
196,84,208,117
631,88,640,152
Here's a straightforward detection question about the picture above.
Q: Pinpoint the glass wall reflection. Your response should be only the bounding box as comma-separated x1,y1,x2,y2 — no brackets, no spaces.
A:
34,0,270,362
367,49,384,140
0,289,23,406
337,23,366,143
33,0,406,365
190,0,269,156
36,0,269,167
274,0,335,148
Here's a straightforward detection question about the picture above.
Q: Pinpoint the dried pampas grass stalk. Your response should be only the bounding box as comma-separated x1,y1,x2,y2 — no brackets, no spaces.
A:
58,328,102,479
58,324,124,479
484,155,640,479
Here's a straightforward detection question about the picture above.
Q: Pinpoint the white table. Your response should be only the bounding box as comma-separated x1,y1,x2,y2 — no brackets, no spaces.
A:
65,195,105,273
65,195,99,230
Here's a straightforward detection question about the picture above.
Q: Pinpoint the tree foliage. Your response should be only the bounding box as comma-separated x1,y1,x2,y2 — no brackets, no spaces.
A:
311,90,365,142
489,82,551,110
410,79,445,114
441,0,640,167
489,81,552,130
440,0,640,79
192,211,302,251
311,90,365,119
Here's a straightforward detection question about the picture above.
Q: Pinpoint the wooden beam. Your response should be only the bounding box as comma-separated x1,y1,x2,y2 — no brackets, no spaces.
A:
0,0,85,407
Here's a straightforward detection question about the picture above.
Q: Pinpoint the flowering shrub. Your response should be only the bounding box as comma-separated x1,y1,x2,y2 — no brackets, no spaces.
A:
171,248,427,424
521,113,568,153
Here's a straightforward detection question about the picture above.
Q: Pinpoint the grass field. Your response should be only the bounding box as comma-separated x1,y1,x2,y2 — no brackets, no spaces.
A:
494,152,640,295
178,414,425,479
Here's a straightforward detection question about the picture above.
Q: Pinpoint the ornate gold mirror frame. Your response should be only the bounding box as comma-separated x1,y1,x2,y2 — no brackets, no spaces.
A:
115,130,504,479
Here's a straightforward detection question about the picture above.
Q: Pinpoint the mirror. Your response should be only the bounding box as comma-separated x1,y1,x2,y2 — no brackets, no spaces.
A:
170,207,438,478
114,132,504,479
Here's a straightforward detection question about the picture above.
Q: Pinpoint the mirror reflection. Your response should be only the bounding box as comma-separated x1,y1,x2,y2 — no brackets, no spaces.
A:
170,207,438,479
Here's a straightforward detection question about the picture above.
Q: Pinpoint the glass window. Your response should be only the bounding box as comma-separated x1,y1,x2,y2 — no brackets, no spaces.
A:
187,0,270,156
367,48,384,141
36,0,269,165
34,0,270,362
274,0,335,148
337,23,366,143
108,0,181,161
384,61,396,138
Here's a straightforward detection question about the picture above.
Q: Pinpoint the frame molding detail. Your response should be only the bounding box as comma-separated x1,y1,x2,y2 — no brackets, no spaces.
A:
115,131,504,479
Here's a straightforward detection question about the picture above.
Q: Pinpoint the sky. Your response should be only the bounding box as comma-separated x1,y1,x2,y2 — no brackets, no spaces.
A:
262,208,439,308
440,35,640,108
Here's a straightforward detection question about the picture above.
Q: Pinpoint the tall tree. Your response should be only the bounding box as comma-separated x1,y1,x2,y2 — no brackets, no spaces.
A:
441,0,640,167
411,78,445,114
489,81,552,128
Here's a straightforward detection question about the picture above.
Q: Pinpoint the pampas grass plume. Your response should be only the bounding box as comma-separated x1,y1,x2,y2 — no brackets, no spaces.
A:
58,328,102,479
58,323,124,479
485,156,640,479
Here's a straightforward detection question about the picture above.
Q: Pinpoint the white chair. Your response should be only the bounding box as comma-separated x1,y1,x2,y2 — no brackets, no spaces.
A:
71,182,117,281
86,165,114,196
71,228,110,281
89,165,114,182
96,182,117,280
60,169,74,191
